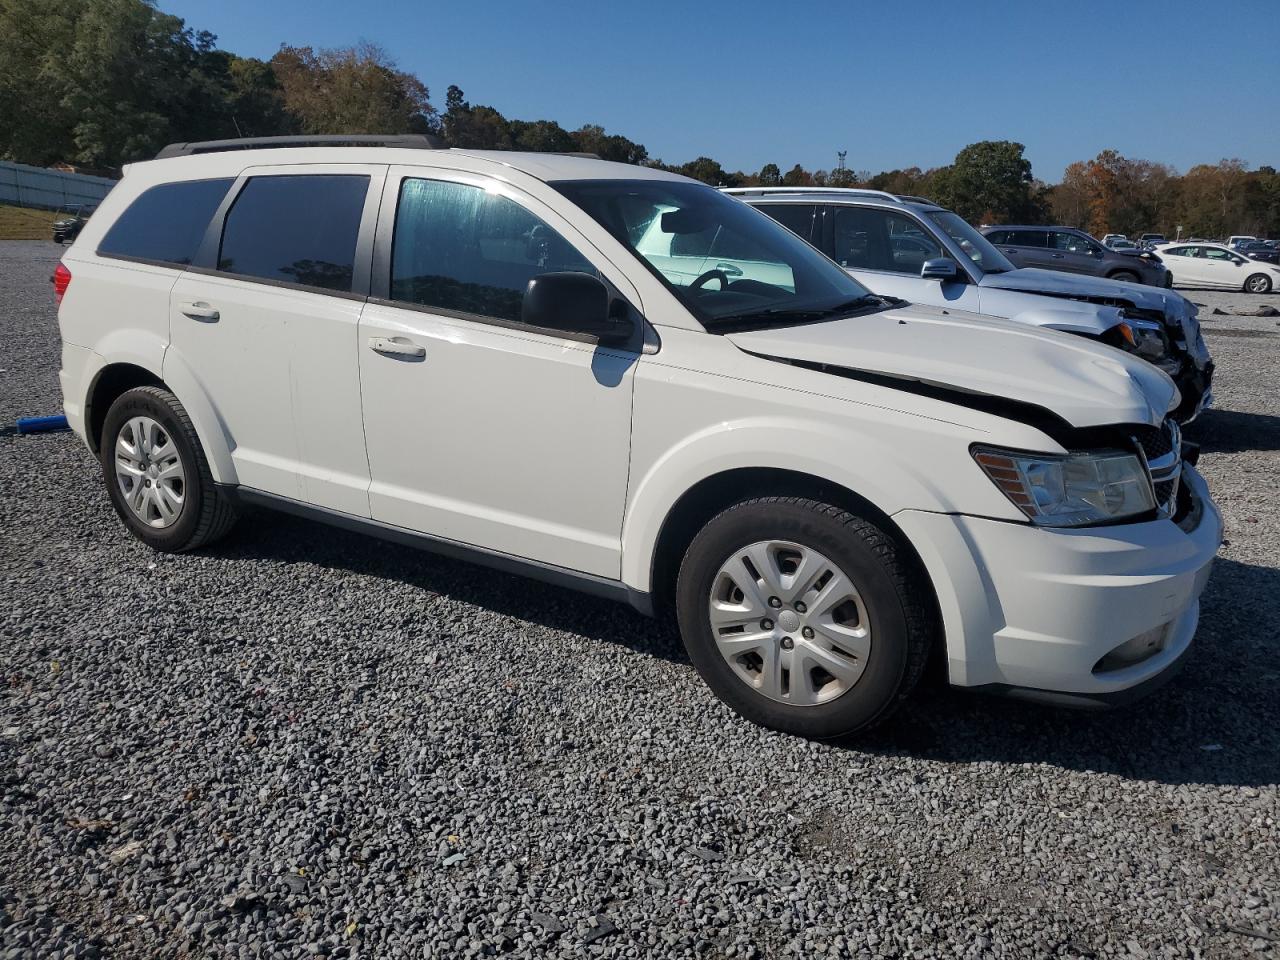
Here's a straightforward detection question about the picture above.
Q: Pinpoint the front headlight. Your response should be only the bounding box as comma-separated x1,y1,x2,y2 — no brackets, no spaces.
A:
1115,319,1169,362
973,447,1156,527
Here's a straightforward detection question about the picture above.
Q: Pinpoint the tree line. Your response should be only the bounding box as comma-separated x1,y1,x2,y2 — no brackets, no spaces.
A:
1,0,1274,238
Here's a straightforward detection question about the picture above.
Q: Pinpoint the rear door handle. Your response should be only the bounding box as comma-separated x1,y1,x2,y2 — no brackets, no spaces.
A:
180,301,219,321
368,336,426,360
1050,253,1065,259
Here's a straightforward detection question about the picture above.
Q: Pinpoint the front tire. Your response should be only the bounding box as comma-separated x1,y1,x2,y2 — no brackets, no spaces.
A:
1245,273,1272,294
675,497,933,738
100,386,238,552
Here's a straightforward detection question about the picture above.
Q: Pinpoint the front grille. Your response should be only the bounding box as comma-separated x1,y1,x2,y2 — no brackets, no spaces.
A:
1132,423,1174,462
1132,421,1181,515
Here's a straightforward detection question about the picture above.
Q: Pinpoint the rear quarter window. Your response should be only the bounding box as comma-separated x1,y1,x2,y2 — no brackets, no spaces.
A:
96,178,233,265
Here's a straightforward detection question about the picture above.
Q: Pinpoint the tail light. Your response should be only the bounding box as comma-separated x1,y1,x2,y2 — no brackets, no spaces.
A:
52,262,71,305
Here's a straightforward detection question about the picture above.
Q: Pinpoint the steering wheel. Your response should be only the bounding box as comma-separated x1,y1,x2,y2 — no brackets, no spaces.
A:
689,268,729,292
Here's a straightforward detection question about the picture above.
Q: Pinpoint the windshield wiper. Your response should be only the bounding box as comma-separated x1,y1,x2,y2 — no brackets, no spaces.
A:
707,294,889,328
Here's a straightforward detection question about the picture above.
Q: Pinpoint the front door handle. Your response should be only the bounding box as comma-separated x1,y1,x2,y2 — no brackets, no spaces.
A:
180,301,219,321
368,336,426,360
1050,253,1065,259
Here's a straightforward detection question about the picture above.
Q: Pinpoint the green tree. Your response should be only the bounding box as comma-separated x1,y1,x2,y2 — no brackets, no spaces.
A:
782,164,813,187
570,124,647,164
509,119,575,153
933,140,1042,223
679,156,730,185
758,163,782,186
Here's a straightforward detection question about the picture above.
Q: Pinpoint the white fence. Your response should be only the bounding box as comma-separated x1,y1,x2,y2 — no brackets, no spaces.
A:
0,160,115,211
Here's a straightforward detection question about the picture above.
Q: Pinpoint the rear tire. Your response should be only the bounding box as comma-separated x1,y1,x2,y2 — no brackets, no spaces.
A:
100,386,238,552
1108,270,1139,284
1245,273,1272,294
675,497,934,739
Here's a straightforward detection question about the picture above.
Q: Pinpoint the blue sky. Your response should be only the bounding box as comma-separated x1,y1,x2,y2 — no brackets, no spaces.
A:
159,0,1278,182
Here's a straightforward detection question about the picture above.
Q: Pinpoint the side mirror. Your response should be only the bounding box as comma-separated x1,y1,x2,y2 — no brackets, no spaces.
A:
921,258,958,281
522,272,633,343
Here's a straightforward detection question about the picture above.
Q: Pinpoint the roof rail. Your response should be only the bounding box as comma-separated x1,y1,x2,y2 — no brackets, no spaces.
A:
721,186,903,201
154,133,446,159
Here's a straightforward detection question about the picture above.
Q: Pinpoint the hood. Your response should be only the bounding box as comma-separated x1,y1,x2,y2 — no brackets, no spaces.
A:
725,303,1177,430
981,267,1177,313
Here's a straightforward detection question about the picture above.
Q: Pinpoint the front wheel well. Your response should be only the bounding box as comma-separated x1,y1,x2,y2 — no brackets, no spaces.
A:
86,363,165,452
647,467,939,623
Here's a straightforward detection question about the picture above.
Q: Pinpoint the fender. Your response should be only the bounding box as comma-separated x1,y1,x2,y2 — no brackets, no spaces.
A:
618,412,1019,594
1005,304,1125,337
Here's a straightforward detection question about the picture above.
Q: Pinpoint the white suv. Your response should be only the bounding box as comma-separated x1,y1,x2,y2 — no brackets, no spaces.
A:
55,136,1221,738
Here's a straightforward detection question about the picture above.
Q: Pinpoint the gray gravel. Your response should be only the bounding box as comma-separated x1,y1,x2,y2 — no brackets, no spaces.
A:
2,238,1278,959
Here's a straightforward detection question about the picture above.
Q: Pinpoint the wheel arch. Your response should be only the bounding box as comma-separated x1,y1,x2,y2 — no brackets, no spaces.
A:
85,362,164,454
641,466,941,630
86,357,237,485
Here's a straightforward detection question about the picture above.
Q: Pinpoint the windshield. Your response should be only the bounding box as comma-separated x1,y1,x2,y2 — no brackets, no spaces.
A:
553,179,879,329
926,211,1016,275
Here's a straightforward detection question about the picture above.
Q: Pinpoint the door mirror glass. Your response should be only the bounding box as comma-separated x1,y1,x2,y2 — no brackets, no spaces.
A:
921,257,958,280
522,272,632,342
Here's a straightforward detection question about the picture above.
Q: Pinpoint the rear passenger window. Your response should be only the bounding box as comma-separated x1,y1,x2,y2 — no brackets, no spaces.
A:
755,204,819,243
97,178,232,265
389,178,596,324
1006,230,1048,248
218,175,369,292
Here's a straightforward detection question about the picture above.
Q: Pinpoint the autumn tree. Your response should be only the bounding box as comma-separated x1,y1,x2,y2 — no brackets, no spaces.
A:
270,43,436,136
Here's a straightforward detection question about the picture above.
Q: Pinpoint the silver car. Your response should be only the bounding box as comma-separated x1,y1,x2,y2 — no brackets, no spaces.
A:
727,187,1213,422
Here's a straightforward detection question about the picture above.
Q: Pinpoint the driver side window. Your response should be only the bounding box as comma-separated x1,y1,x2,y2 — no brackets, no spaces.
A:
390,178,596,325
1051,231,1097,254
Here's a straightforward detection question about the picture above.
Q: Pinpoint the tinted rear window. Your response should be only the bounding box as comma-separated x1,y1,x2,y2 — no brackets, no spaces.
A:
218,175,369,292
755,204,819,243
97,178,233,265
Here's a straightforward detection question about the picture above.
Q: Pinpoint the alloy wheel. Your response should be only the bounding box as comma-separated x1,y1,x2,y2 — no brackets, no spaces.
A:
114,416,186,528
707,540,871,706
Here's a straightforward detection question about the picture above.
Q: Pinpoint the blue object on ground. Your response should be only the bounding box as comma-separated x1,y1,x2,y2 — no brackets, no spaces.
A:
15,414,70,434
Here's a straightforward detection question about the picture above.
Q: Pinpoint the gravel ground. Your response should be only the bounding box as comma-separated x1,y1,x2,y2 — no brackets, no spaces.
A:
1,239,1278,959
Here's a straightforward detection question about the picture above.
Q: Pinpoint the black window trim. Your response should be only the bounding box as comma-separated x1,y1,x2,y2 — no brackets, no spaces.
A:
95,176,237,270
191,165,386,300
369,170,646,351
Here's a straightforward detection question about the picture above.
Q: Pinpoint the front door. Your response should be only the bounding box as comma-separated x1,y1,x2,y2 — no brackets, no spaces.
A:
1197,247,1248,288
829,205,983,312
357,170,642,577
1049,231,1104,274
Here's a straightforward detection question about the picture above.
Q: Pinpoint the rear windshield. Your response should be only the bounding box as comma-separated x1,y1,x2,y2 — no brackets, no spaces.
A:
97,178,233,265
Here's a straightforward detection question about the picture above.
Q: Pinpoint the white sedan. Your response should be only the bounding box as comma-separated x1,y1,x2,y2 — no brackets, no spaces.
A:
1159,242,1280,293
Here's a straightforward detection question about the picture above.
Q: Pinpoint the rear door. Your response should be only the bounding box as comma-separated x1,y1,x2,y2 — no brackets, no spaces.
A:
991,229,1052,269
167,164,384,515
